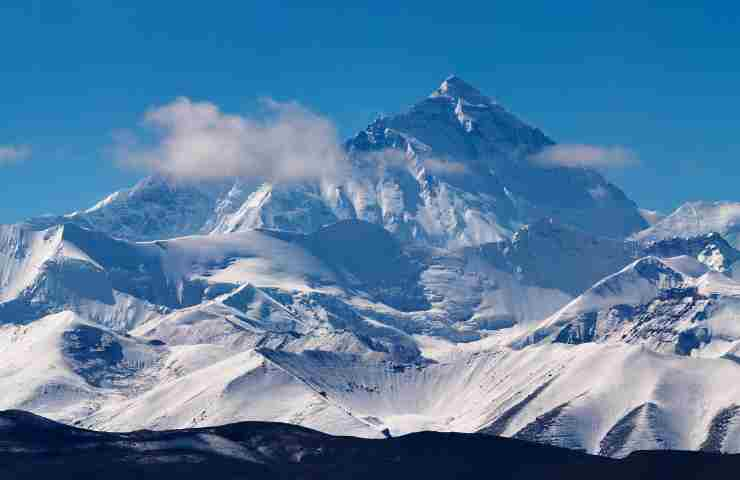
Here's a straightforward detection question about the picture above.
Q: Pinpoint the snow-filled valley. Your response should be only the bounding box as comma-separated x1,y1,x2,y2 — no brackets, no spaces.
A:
3,77,740,458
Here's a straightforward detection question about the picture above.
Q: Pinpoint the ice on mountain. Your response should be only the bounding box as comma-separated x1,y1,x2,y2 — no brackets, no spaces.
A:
3,77,740,458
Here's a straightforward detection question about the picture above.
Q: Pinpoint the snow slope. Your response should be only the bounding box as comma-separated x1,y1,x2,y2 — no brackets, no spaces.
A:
5,77,740,460
0,224,165,330
0,311,162,422
514,254,740,360
12,311,740,459
5,216,740,456
68,339,740,457
634,201,740,248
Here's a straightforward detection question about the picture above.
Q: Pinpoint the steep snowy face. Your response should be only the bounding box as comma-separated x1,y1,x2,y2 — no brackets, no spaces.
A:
0,225,58,303
379,75,552,164
26,175,237,243
5,218,733,357
458,220,740,332
32,77,646,248
0,221,457,362
514,254,740,358
0,223,166,330
343,76,647,243
634,201,740,248
641,233,740,275
481,218,637,296
209,76,646,246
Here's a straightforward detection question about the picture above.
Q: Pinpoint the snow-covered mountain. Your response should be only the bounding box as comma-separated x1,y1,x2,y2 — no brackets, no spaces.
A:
4,77,740,459
29,76,646,248
4,215,740,455
634,201,740,248
514,255,740,354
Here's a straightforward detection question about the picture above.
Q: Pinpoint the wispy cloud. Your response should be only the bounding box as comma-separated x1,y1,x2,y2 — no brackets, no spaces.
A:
115,97,348,182
352,148,469,178
0,145,31,165
424,158,469,175
531,144,638,169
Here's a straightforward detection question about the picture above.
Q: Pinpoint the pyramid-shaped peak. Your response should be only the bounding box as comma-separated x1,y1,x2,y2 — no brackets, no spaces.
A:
430,75,493,105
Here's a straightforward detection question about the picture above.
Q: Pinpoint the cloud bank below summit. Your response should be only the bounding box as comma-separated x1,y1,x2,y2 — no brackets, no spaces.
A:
532,144,638,169
116,97,348,182
113,97,637,184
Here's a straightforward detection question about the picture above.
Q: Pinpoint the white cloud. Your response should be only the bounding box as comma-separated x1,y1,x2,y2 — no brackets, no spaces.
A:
354,148,406,168
531,144,638,169
352,149,470,177
0,145,31,164
116,97,348,182
424,157,469,175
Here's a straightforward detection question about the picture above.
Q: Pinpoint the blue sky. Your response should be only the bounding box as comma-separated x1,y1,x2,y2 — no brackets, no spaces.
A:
1,2,739,223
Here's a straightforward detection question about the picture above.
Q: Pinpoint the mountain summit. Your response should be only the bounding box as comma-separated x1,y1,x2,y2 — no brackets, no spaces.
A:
6,79,740,460
29,78,646,245
430,75,494,105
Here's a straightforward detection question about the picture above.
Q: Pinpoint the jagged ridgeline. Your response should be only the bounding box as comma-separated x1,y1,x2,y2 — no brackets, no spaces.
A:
3,78,740,458
27,76,646,246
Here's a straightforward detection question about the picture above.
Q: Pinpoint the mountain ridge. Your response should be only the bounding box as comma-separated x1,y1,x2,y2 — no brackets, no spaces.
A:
22,77,647,247
3,409,740,480
3,78,740,461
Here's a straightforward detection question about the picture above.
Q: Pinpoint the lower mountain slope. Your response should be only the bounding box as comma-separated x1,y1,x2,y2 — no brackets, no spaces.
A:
2,410,740,480
3,219,740,457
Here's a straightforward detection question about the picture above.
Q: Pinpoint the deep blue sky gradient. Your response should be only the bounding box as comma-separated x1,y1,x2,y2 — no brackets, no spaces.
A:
1,2,739,223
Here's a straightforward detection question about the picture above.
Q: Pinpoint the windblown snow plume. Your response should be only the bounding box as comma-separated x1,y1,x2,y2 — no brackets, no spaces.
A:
117,97,348,182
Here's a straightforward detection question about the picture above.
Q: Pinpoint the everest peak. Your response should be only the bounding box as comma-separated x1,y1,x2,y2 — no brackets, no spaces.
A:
430,75,493,106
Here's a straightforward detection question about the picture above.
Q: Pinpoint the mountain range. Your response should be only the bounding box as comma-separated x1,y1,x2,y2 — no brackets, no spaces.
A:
3,76,740,459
